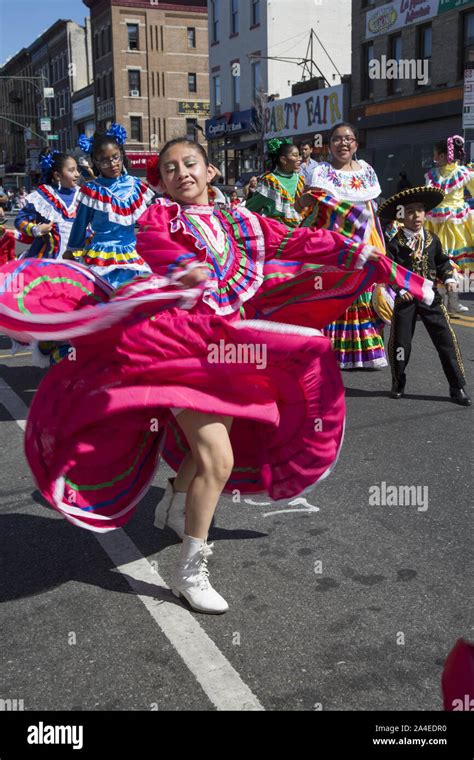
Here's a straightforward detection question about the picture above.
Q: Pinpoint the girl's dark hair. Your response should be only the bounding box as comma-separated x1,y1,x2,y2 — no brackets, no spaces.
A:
269,141,297,170
435,136,465,163
158,137,209,177
39,150,76,185
329,122,359,142
91,132,129,175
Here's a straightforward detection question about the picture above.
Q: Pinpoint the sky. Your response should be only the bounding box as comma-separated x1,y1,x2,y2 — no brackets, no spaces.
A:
0,0,88,67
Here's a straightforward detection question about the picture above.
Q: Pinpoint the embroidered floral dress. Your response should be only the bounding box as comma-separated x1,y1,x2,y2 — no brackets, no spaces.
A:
424,163,474,271
0,197,434,531
245,169,305,227
68,171,155,288
302,160,388,369
15,184,80,259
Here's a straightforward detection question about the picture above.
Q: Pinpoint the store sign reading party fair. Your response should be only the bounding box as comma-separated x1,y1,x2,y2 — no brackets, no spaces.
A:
365,0,472,40
263,85,344,141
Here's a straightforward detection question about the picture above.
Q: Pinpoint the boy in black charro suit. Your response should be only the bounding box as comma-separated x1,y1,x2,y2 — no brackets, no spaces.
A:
378,186,471,407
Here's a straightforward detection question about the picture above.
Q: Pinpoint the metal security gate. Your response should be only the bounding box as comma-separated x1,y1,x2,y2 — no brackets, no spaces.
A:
361,117,463,197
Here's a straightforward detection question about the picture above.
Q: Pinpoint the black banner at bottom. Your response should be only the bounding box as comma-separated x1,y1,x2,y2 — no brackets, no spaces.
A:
0,710,473,757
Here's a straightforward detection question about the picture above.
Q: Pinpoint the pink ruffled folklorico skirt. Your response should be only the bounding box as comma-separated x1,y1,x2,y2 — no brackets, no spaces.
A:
0,259,345,532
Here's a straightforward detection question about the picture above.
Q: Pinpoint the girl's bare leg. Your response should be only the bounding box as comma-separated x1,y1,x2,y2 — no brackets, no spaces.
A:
173,451,196,493
175,411,233,539
171,411,233,613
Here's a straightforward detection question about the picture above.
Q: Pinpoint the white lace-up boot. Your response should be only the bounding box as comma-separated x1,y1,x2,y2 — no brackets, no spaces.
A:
171,535,229,614
154,479,186,539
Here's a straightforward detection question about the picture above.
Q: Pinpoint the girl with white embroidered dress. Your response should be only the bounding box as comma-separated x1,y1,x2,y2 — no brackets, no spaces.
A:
12,152,81,364
64,124,155,289
15,151,80,260
295,122,389,370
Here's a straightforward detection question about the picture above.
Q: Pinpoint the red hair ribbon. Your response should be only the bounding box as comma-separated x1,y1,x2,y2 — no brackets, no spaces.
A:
146,155,160,187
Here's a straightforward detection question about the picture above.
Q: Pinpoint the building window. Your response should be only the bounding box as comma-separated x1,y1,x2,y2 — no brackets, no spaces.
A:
188,72,197,93
463,11,474,73
128,69,141,96
213,74,221,113
420,24,432,59
130,116,142,141
251,60,262,100
362,41,374,100
417,24,432,87
251,0,261,27
232,63,240,109
186,118,198,139
101,29,106,56
109,71,114,99
388,34,402,94
187,27,196,48
231,0,239,35
127,23,139,50
108,26,112,54
95,34,100,59
211,0,220,44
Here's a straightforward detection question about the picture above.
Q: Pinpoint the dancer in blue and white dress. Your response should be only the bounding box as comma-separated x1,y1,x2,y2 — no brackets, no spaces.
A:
65,124,155,289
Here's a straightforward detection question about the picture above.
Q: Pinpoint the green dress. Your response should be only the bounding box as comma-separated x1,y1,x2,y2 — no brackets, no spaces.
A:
246,169,304,228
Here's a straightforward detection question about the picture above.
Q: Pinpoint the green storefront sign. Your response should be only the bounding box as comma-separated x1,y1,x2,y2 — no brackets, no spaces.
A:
438,0,474,12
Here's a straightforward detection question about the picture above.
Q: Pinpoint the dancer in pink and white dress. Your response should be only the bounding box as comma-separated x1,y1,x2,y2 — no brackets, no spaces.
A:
0,138,435,614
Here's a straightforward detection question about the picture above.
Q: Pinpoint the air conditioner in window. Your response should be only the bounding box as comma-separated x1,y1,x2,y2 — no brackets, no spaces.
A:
130,90,140,97
59,107,65,116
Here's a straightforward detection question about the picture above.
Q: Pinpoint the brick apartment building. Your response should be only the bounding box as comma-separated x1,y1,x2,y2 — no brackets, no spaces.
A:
351,0,474,196
0,48,36,181
0,19,92,184
84,0,210,162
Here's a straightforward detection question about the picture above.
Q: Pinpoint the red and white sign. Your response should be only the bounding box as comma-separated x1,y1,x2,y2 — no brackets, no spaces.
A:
127,152,157,169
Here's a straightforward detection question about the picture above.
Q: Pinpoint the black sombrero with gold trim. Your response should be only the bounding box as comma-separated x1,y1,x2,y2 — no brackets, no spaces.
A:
377,186,445,221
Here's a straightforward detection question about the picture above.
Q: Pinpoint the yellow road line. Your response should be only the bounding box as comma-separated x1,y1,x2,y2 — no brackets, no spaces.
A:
0,352,32,358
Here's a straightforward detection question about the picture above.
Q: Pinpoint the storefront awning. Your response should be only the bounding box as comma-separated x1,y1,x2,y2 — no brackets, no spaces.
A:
221,138,259,151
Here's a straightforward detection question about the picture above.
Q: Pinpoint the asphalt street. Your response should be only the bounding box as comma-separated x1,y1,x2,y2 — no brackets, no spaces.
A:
0,228,472,712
